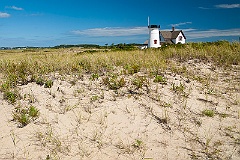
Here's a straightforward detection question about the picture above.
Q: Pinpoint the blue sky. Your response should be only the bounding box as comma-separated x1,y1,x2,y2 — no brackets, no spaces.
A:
0,0,240,47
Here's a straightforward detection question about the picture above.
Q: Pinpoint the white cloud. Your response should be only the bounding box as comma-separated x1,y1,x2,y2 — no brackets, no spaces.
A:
198,7,210,10
0,12,10,18
215,4,240,9
6,6,24,11
72,27,148,37
170,22,192,27
29,13,43,16
184,28,240,39
12,6,23,11
71,26,240,42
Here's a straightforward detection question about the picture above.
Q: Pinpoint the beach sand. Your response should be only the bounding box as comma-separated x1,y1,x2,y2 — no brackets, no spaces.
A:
0,60,239,160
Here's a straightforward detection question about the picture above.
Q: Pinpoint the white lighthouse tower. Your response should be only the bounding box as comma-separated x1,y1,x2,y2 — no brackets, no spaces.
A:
148,17,161,48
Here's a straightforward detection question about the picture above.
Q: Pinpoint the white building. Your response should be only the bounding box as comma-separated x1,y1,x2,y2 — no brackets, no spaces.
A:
148,25,161,48
144,19,186,49
160,27,186,44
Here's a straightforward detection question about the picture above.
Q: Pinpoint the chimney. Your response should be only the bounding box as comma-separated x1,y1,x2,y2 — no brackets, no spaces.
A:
172,26,175,31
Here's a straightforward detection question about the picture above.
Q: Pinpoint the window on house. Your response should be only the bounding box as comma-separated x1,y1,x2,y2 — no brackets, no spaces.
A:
179,36,183,41
154,40,157,44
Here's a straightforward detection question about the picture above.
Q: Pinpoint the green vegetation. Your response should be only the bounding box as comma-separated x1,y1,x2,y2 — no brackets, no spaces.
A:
53,44,101,49
0,41,239,83
124,64,141,75
202,109,215,117
171,83,188,97
132,76,148,89
12,105,40,127
44,80,53,88
132,139,143,149
90,95,99,102
103,75,126,90
1,81,19,104
90,73,99,81
36,77,45,86
153,75,167,84
0,41,239,102
3,90,18,104
172,83,185,93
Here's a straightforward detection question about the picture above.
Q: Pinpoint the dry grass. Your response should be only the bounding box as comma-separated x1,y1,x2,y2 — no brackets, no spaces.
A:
0,42,239,77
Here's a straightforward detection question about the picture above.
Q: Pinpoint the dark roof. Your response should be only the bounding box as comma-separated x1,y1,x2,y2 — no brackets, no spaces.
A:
165,39,174,44
148,25,160,28
160,30,186,40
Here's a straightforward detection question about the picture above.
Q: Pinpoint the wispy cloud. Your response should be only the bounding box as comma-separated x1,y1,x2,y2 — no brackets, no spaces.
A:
72,27,148,37
6,6,24,11
215,4,240,9
198,7,210,10
184,28,240,39
199,4,240,10
170,22,192,27
29,13,44,16
72,26,240,41
0,12,10,18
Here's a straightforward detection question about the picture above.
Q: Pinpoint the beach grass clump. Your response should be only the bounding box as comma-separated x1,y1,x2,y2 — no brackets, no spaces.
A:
153,75,167,84
90,73,99,81
35,77,54,88
132,139,144,149
202,109,215,117
12,105,40,127
132,76,148,89
3,90,18,104
44,80,53,88
90,95,99,102
124,64,141,75
103,75,126,90
172,83,185,93
36,77,45,86
1,81,11,92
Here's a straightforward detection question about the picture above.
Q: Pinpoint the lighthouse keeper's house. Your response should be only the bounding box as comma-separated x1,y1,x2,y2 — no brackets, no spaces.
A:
160,27,186,45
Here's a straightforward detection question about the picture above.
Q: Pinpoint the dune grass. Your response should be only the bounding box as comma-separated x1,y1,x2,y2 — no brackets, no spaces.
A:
0,41,239,91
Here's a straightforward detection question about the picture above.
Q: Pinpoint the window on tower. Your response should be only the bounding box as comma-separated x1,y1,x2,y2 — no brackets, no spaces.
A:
154,40,157,44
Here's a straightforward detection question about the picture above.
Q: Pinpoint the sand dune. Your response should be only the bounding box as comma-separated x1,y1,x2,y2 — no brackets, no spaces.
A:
0,59,240,160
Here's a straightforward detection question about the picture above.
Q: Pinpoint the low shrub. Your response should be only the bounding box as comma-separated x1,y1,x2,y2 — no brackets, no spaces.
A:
103,75,126,90
12,105,40,127
202,109,215,117
36,77,45,86
3,91,18,104
124,64,140,75
44,80,53,88
153,75,167,84
132,76,147,89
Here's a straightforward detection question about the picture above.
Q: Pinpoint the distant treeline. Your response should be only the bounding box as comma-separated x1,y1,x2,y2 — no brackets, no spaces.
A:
53,43,142,49
52,43,143,51
0,43,144,51
2,41,236,50
53,44,101,49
